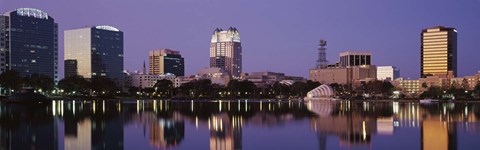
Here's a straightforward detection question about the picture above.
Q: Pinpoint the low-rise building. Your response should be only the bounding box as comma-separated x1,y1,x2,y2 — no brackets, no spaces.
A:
309,65,376,85
196,67,231,86
377,66,400,81
124,71,176,89
393,78,420,97
241,71,305,87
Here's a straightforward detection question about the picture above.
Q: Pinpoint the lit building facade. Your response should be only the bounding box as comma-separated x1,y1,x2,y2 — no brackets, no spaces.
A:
197,67,231,86
309,51,376,85
210,27,242,78
421,26,457,78
64,25,123,84
309,66,377,85
241,71,305,87
377,66,400,80
149,49,184,76
124,71,177,89
392,78,420,96
0,8,58,82
339,51,371,67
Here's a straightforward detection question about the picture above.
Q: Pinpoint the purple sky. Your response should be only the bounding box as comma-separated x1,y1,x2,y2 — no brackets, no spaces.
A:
1,0,480,79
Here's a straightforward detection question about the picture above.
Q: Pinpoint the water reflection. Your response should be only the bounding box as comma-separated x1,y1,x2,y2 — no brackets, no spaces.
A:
0,100,479,150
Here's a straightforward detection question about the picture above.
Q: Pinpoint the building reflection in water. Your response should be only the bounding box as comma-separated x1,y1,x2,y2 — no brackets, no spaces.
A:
0,103,58,150
308,101,376,150
307,100,480,150
59,100,124,150
208,114,242,150
1,99,480,150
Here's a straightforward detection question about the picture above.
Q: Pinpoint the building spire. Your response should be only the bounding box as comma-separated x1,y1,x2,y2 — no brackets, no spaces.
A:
143,60,147,74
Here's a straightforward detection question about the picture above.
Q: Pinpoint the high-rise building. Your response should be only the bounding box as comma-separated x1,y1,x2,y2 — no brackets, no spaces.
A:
64,25,124,84
0,8,58,82
316,39,328,69
421,26,457,78
377,66,400,80
149,49,184,76
64,59,78,78
339,51,371,67
210,27,242,78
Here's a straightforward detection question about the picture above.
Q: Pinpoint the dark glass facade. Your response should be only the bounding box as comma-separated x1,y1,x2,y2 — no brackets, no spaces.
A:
64,59,78,77
90,27,124,84
0,8,58,82
164,53,185,76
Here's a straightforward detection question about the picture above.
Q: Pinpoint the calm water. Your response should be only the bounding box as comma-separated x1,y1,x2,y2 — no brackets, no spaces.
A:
0,100,479,150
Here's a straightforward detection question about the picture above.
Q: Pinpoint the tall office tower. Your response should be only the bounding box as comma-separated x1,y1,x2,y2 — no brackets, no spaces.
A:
64,25,124,84
377,66,400,80
210,27,242,78
149,49,185,76
339,51,372,67
421,26,457,78
0,8,58,82
316,39,328,69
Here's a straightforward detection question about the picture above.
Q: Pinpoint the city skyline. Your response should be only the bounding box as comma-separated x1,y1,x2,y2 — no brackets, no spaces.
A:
1,1,479,79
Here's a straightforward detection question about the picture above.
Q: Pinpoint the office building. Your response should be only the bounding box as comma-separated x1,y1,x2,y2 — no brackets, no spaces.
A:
149,49,184,76
210,27,242,77
309,66,376,85
377,66,400,80
0,8,58,82
124,71,176,89
421,26,457,78
241,71,305,87
64,25,123,84
339,51,371,67
310,51,376,85
196,67,231,86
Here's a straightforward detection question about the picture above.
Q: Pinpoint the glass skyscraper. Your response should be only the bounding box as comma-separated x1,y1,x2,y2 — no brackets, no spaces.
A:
210,27,242,78
0,8,58,82
421,26,457,78
64,26,124,84
149,49,185,76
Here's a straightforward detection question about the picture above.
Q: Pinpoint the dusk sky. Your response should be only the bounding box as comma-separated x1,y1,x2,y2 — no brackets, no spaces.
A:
1,0,479,79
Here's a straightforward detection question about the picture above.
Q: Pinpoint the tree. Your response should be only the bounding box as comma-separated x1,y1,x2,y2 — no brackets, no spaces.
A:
381,81,395,97
474,83,480,99
421,86,443,99
91,76,118,97
422,82,428,89
128,86,141,97
154,79,174,98
58,75,90,95
0,70,22,93
461,78,470,90
272,82,291,99
291,82,307,98
227,80,257,98
23,73,54,93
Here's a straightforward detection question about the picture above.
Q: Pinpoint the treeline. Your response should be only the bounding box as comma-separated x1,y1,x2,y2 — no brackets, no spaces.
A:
419,82,480,100
130,79,322,99
0,70,55,93
0,70,120,97
132,79,396,99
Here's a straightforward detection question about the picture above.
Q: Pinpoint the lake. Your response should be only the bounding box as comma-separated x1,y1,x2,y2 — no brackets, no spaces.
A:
0,100,479,150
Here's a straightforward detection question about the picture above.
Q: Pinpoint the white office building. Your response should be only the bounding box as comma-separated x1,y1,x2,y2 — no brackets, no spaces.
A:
377,66,400,80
